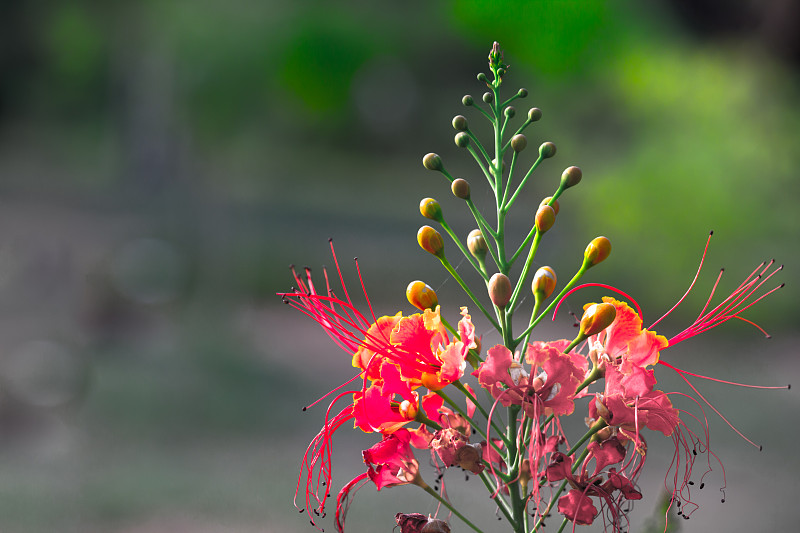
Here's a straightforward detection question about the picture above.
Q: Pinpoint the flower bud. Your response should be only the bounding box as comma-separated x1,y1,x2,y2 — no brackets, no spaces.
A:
511,134,527,152
462,95,474,106
419,197,443,221
467,229,487,259
421,518,452,533
454,131,470,148
504,106,515,118
584,236,611,267
422,153,443,171
528,107,542,122
492,157,506,176
406,281,438,311
452,115,468,131
539,142,556,159
531,266,557,300
418,226,444,258
477,73,488,83
560,166,582,189
535,204,555,233
518,88,528,98
488,273,512,308
482,91,493,103
579,302,617,337
451,178,470,199
540,196,559,216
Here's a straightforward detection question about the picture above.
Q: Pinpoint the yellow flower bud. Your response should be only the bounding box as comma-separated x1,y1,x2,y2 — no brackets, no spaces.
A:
540,196,559,216
467,229,488,259
420,198,443,221
406,281,439,311
535,204,556,233
488,273,512,308
579,302,617,337
531,266,557,300
418,225,445,258
451,178,470,199
584,236,611,267
454,132,470,148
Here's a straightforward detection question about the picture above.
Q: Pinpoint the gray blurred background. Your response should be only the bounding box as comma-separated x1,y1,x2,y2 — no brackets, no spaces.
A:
0,1,798,532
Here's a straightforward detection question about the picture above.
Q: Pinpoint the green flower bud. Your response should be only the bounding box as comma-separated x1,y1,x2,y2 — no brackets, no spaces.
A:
462,95,474,107
540,196,559,216
418,226,445,258
488,273,512,308
584,236,611,267
532,266,557,300
454,132,470,148
467,229,487,259
482,92,493,103
560,166,582,189
539,142,556,159
511,134,527,152
451,178,470,199
579,302,617,337
423,153,443,171
419,198,443,221
528,108,543,122
504,106,515,118
477,73,488,83
452,115,468,131
535,204,556,233
406,280,439,311
518,88,528,98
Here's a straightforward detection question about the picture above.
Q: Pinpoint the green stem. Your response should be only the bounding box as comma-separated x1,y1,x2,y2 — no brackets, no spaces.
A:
439,256,500,331
505,155,544,212
439,219,489,281
421,483,484,533
479,471,515,524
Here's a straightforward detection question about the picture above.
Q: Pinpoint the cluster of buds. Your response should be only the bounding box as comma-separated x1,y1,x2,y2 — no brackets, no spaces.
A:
284,43,787,533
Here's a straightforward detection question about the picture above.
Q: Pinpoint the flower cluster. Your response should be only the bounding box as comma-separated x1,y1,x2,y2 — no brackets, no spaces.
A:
281,43,787,533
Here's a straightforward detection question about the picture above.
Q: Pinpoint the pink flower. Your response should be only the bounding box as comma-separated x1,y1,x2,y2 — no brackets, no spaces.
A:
473,341,585,417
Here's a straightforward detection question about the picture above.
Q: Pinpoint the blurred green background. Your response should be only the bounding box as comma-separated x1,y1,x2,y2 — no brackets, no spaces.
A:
0,1,797,532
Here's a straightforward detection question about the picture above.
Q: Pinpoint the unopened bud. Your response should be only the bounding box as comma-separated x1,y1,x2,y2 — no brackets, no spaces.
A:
539,142,556,159
584,236,611,267
418,226,445,258
579,302,617,337
452,115,468,131
535,204,555,233
528,108,542,122
477,73,488,83
462,95,474,106
532,266,557,300
454,132,470,148
467,229,487,259
488,273,512,308
406,281,439,311
482,91,493,103
492,157,506,176
419,198,443,221
423,153,443,171
511,134,527,152
504,106,515,118
540,196,559,216
518,88,528,98
451,178,470,199
560,166,582,189
421,518,452,533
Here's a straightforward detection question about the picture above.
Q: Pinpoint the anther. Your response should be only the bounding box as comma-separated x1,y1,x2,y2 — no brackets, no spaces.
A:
699,483,705,489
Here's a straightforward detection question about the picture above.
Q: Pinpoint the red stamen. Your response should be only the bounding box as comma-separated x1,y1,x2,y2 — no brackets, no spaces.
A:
553,283,643,322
